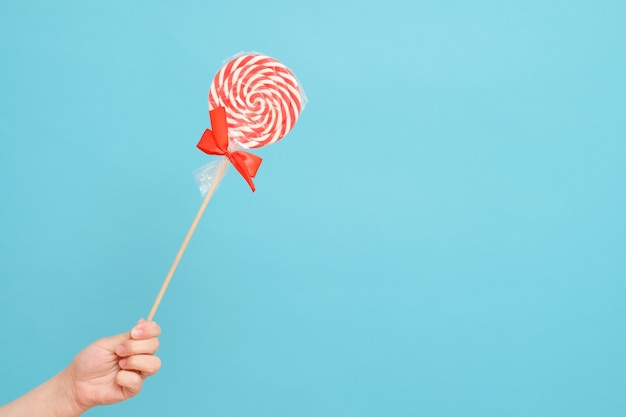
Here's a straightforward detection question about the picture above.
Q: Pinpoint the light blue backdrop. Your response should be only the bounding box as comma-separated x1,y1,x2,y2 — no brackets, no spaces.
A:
1,1,625,416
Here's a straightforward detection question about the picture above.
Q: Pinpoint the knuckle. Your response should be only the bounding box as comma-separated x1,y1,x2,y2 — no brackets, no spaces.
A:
141,356,161,375
124,342,137,356
131,380,143,395
149,321,162,336
121,356,134,369
144,357,159,374
152,356,162,373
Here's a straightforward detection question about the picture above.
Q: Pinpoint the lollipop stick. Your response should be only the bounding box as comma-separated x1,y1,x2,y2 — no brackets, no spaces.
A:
147,157,229,321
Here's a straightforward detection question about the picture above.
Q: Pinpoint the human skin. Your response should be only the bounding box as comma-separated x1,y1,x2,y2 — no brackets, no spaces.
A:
0,319,162,417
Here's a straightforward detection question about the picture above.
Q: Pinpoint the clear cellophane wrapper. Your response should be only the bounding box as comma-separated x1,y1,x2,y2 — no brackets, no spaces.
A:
194,52,307,195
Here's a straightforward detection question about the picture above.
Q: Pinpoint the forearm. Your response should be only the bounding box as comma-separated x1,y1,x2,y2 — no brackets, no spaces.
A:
0,369,85,417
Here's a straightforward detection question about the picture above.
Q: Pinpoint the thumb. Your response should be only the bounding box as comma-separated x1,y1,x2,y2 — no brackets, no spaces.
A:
96,319,144,350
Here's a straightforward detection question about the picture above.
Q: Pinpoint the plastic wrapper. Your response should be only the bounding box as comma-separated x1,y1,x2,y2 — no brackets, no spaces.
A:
194,52,306,194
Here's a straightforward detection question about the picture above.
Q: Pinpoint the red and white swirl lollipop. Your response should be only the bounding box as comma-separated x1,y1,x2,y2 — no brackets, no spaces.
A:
147,53,305,322
209,53,304,149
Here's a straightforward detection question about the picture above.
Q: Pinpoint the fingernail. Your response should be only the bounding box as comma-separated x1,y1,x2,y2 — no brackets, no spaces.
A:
131,327,144,338
115,344,126,356
119,358,127,368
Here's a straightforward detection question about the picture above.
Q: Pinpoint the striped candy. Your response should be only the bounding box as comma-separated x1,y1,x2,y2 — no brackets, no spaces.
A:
209,53,304,149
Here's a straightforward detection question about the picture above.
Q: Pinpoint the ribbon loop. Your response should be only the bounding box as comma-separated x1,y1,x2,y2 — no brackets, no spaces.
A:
196,107,262,192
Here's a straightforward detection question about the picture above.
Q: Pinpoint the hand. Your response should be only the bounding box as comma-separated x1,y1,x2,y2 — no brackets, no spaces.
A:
65,319,162,412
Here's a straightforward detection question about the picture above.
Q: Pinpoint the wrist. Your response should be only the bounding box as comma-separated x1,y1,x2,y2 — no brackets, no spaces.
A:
0,368,89,417
52,368,89,417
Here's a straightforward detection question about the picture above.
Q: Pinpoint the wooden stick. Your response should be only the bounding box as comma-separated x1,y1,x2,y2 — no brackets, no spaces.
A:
147,158,229,321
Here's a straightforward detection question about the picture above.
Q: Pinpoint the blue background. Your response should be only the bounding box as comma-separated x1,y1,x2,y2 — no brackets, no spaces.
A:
1,1,625,416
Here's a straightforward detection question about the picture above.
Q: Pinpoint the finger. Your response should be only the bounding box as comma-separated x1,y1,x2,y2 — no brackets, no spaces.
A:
96,319,151,350
116,370,143,397
119,354,162,376
99,332,132,350
131,321,161,340
116,337,160,357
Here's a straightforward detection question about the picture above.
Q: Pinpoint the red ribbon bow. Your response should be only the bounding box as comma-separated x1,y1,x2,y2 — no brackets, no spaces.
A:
196,107,262,192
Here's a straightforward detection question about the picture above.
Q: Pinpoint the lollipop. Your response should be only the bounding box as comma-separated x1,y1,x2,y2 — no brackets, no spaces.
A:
147,53,305,320
209,53,304,148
